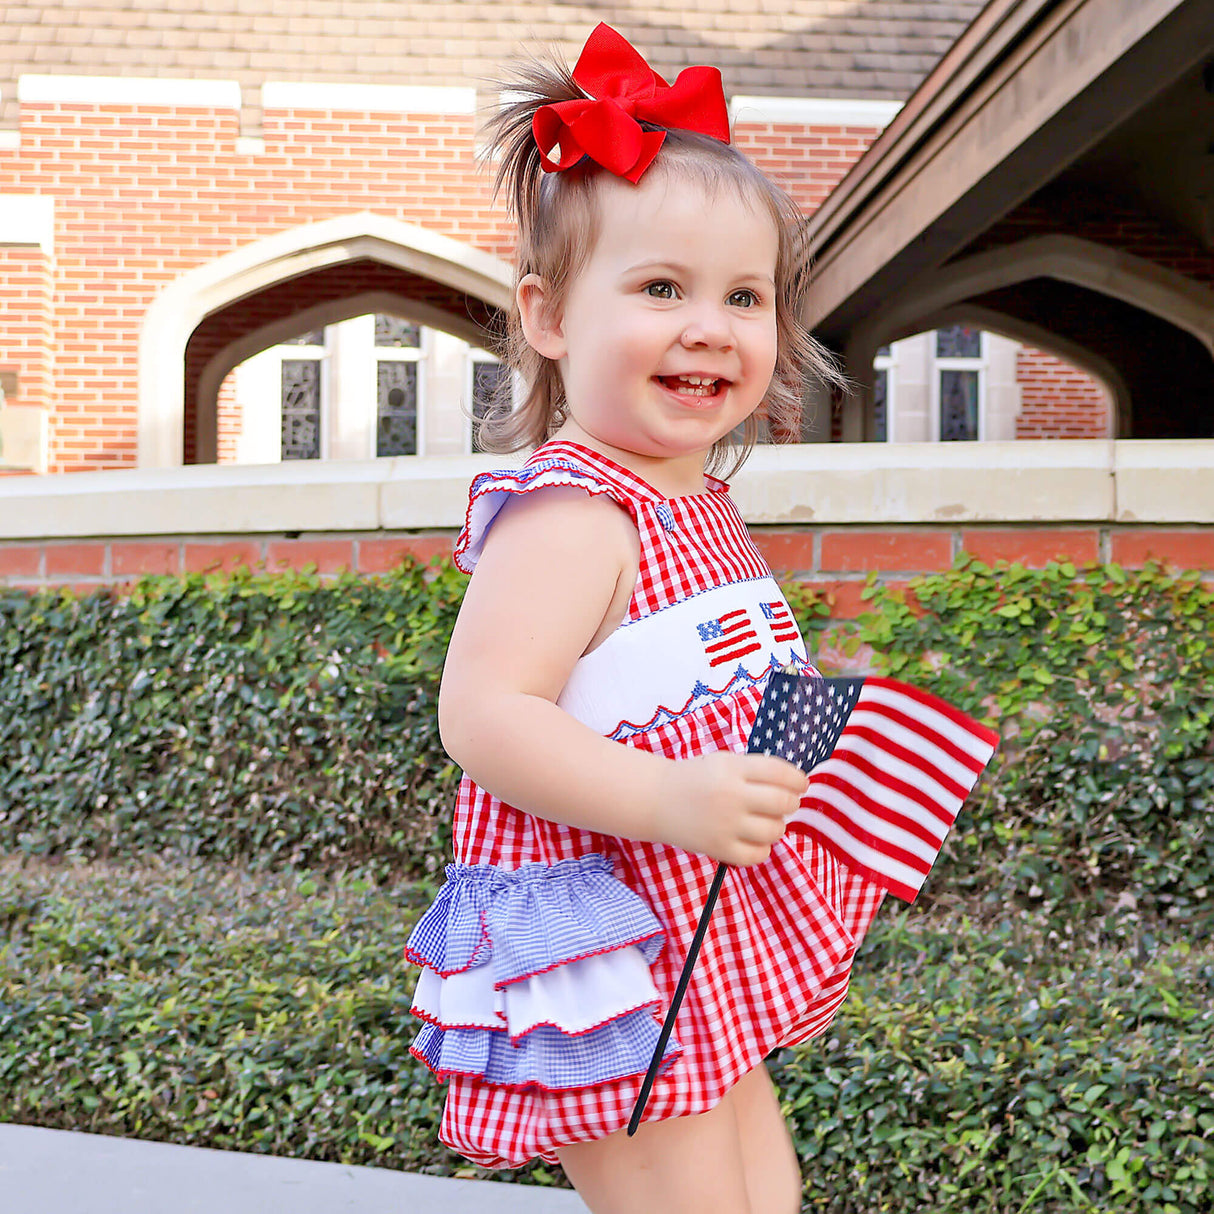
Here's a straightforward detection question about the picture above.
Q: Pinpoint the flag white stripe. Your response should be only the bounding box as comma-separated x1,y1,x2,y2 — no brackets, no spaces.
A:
862,683,997,764
792,805,927,892
829,733,957,817
810,756,947,858
845,706,982,791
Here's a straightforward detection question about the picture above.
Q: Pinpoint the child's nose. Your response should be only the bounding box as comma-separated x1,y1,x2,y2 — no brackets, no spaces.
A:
679,305,733,350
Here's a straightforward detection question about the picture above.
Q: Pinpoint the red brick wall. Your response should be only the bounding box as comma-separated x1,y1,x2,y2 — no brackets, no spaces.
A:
0,98,886,476
967,193,1214,288
6,89,1152,476
734,123,881,213
3,525,1210,602
1015,345,1111,438
0,99,512,474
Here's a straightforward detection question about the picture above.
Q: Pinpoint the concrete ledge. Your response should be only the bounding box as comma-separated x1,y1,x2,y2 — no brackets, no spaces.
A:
0,442,1209,541
732,440,1116,524
1114,439,1214,524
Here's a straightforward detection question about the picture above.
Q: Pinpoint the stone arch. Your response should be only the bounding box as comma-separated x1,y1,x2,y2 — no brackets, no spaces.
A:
842,235,1214,440
906,303,1127,438
138,213,513,467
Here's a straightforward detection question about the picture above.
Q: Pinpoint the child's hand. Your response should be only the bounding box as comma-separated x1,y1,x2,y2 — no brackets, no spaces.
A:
655,752,808,867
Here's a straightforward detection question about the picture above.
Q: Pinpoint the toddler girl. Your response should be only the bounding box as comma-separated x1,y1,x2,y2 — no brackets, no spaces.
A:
407,24,890,1213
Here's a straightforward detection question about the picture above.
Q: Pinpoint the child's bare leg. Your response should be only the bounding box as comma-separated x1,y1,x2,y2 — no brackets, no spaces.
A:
556,1063,800,1214
731,1061,803,1213
557,1089,752,1214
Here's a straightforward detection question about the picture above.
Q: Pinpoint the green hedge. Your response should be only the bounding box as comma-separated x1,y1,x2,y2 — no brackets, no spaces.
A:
1,857,1209,1212
3,557,1211,920
790,561,1214,923
0,563,466,878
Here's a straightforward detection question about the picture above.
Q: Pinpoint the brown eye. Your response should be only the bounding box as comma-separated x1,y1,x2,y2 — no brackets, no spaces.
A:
728,289,759,308
645,281,677,299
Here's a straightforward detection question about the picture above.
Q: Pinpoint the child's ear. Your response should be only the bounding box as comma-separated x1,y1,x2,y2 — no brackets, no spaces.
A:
517,274,566,360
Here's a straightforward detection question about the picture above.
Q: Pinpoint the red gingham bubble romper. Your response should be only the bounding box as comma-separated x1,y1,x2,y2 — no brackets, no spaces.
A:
406,439,888,1168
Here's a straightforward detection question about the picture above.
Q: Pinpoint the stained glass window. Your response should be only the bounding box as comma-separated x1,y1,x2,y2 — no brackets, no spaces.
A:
873,368,888,442
374,315,421,348
940,369,979,441
377,361,418,456
936,325,981,359
471,361,506,453
281,360,321,459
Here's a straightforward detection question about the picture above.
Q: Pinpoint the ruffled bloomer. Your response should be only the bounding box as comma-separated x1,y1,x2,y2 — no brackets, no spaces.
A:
406,853,681,1091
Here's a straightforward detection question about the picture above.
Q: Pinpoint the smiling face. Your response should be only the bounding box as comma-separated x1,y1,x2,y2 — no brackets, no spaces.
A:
519,169,780,495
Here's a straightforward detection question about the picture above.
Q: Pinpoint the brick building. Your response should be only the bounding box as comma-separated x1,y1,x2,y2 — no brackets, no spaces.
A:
1,0,1211,595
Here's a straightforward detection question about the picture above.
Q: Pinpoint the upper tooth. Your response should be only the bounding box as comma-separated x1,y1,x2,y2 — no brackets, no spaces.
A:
679,375,710,384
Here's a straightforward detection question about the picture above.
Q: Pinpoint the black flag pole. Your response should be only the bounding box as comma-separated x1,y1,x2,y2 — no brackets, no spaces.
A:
627,859,727,1136
628,663,806,1137
627,666,865,1136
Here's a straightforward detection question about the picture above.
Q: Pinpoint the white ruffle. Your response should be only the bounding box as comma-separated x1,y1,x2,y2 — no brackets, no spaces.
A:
411,964,506,1031
412,943,661,1043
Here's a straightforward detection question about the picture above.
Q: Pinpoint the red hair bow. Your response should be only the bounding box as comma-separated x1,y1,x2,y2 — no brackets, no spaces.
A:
533,23,730,184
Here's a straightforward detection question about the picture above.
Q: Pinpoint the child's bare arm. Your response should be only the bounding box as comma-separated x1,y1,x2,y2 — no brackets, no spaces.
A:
438,488,806,867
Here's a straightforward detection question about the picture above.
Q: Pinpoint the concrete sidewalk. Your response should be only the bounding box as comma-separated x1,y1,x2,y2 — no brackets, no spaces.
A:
0,1123,589,1213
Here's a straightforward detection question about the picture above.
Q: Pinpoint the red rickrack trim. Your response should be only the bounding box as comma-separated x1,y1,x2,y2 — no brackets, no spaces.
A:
411,1007,507,1032
493,930,665,989
408,928,664,985
409,1019,682,1095
411,996,665,1043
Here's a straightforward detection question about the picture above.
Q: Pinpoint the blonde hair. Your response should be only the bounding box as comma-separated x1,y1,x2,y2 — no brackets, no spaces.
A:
477,53,843,477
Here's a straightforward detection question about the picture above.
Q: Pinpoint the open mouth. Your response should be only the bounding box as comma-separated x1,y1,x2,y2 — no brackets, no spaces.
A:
656,374,728,399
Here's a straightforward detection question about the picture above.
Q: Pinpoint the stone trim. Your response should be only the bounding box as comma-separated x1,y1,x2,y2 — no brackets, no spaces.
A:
17,75,242,108
729,97,901,128
0,195,56,255
855,235,1214,358
261,83,476,114
2,442,1211,542
137,212,513,468
842,235,1214,440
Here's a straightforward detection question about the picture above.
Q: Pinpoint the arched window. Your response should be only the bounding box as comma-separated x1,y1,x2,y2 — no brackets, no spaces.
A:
223,314,503,463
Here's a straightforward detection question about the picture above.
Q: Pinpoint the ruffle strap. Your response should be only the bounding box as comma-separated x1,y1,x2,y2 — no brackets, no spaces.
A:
406,854,682,1092
454,459,633,574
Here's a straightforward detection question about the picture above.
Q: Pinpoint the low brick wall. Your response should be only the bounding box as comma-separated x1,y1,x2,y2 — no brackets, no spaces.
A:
4,524,1211,615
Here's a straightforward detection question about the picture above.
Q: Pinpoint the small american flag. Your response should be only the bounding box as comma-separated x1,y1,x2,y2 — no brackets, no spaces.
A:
750,671,999,902
631,667,998,1135
760,600,800,644
696,609,761,668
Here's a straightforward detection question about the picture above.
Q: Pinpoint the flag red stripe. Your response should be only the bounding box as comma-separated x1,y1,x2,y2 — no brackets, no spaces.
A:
854,698,990,775
864,677,1001,750
808,765,950,853
793,822,920,903
840,722,970,803
799,792,933,877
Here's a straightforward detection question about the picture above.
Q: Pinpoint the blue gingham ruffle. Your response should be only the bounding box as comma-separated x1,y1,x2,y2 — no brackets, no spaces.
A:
411,1011,680,1092
405,853,664,980
406,854,681,1091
